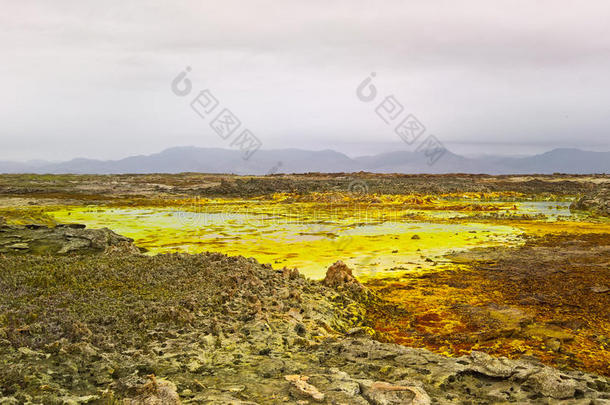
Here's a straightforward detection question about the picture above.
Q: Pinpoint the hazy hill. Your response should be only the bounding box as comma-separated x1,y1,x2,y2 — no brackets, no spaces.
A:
497,148,610,174
0,147,608,175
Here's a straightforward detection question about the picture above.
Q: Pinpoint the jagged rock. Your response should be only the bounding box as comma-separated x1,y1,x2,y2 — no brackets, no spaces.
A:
323,260,359,288
285,375,325,402
570,187,610,216
524,367,579,399
326,368,361,397
360,380,431,405
126,377,180,405
0,224,139,254
57,237,91,254
322,260,373,300
331,379,360,396
466,351,516,378
2,240,609,404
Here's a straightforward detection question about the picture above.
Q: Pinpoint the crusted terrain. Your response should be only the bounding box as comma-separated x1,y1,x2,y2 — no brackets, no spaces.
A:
367,232,610,376
0,173,607,202
0,233,609,404
571,186,610,217
1,173,609,403
0,224,139,255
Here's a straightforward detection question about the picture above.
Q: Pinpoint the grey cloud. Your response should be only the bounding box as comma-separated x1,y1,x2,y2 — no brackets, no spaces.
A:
1,0,609,161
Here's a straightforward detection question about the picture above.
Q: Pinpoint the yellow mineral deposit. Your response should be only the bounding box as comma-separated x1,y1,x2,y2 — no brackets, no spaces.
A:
47,195,525,279
14,191,609,375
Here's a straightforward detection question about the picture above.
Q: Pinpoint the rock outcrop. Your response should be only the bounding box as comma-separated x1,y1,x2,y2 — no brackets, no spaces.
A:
0,237,608,403
0,223,139,254
570,186,610,216
323,260,359,288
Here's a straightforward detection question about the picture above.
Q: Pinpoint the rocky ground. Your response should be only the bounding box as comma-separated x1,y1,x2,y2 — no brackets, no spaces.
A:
0,173,608,202
0,224,140,255
366,232,610,376
1,173,609,404
570,186,610,217
0,226,609,404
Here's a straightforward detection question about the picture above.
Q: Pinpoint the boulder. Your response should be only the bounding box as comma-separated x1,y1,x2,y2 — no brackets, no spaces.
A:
285,375,325,402
524,368,579,399
0,224,139,255
570,187,610,216
323,261,358,287
126,376,180,405
466,351,516,378
360,380,431,405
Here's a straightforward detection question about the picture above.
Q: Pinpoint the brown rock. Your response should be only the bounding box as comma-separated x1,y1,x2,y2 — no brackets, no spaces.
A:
525,368,579,399
127,376,181,405
285,375,325,402
323,260,359,288
570,187,610,217
360,380,431,405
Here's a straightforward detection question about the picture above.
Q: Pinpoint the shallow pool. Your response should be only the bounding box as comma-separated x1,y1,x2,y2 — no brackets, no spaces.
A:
48,200,530,279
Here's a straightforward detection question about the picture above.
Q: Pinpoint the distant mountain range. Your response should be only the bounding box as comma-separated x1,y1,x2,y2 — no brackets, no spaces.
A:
0,147,608,175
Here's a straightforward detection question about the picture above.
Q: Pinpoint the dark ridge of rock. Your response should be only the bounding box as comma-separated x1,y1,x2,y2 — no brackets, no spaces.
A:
1,173,605,202
0,224,608,403
0,251,608,403
570,186,610,216
0,224,139,255
328,339,609,404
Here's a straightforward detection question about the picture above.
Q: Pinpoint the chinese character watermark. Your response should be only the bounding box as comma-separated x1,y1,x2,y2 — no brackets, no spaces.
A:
356,72,446,166
171,66,262,160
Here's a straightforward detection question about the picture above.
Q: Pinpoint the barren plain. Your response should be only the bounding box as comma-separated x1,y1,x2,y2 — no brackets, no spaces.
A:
0,173,608,404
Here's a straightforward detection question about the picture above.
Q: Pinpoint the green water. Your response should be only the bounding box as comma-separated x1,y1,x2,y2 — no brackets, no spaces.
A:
48,201,532,279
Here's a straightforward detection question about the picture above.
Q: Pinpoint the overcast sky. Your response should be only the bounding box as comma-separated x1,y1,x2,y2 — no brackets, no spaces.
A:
1,0,610,161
